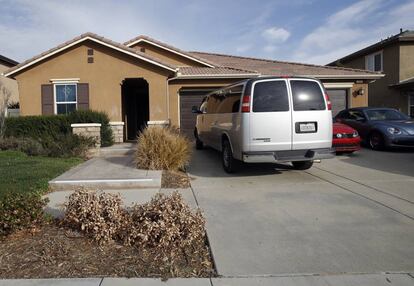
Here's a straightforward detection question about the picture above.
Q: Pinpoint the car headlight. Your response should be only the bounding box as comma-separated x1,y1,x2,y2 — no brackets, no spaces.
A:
352,131,359,138
387,127,402,135
335,133,343,138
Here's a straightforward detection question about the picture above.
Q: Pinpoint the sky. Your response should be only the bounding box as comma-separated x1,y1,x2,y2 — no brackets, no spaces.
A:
0,0,413,65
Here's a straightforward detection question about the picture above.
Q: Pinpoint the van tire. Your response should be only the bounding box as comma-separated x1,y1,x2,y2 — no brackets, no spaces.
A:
292,160,313,170
222,139,239,173
194,129,204,150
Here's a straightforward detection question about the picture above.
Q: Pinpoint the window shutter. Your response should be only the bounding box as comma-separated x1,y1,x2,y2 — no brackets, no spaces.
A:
41,84,54,115
77,83,89,110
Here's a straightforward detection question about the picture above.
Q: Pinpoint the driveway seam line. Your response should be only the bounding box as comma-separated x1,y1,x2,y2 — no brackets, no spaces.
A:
314,166,414,204
305,171,414,220
188,171,220,278
98,277,104,286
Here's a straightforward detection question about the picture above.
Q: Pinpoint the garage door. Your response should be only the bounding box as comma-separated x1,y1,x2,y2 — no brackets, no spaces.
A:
326,89,348,116
179,88,217,138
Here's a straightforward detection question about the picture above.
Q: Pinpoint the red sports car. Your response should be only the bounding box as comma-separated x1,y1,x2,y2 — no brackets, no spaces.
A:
333,122,361,153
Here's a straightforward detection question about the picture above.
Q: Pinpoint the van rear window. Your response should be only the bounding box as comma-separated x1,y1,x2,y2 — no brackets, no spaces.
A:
291,80,326,111
253,81,289,112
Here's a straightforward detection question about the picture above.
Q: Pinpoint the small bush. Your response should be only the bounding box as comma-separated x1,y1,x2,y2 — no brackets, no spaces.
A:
121,192,207,266
0,192,48,236
5,110,114,147
135,126,192,171
0,137,45,156
67,110,114,147
41,134,95,158
64,188,127,244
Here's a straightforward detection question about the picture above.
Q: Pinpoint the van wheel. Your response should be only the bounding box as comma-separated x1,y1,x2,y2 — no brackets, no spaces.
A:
194,129,203,150
292,160,314,170
222,139,239,173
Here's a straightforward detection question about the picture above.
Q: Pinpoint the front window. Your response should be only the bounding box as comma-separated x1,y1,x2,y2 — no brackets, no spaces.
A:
365,109,409,121
365,51,383,72
55,84,77,114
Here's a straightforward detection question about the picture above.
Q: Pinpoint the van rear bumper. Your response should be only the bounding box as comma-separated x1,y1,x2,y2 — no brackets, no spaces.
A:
242,148,335,163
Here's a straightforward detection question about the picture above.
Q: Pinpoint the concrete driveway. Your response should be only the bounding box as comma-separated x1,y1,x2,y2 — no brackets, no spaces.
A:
188,147,414,276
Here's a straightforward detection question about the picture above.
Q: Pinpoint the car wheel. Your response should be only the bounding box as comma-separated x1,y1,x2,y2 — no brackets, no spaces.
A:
194,129,203,150
222,139,239,173
292,160,314,170
369,132,384,150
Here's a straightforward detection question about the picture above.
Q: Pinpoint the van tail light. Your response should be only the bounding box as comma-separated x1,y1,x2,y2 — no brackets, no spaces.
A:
325,92,332,110
241,95,251,113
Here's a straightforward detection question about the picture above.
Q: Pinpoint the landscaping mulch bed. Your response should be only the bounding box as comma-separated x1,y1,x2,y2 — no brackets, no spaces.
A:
162,170,191,189
0,223,215,279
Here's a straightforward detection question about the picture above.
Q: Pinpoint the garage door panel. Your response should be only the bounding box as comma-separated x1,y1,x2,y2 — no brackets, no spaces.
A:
327,89,347,116
179,89,216,138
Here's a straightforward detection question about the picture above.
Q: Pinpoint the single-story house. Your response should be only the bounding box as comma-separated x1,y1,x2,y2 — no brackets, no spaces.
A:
3,32,383,141
0,54,19,105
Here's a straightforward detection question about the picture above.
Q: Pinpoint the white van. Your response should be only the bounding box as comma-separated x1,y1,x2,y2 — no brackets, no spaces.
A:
192,76,334,173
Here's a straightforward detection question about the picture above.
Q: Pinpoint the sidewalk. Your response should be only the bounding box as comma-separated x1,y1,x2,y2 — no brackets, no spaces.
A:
1,273,413,286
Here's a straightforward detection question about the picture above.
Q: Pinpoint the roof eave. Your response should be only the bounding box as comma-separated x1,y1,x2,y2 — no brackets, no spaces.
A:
125,38,215,68
4,36,176,78
307,74,385,80
173,73,259,80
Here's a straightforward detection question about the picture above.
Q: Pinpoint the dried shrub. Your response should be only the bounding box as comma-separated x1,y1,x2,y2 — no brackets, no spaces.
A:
135,126,192,171
0,192,48,236
120,192,209,271
63,188,127,243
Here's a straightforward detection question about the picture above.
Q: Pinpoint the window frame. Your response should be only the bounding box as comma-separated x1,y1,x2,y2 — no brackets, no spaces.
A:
365,50,383,72
54,82,78,115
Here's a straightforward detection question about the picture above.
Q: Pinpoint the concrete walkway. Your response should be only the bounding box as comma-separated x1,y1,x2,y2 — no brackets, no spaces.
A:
45,143,163,217
49,143,161,191
1,273,413,285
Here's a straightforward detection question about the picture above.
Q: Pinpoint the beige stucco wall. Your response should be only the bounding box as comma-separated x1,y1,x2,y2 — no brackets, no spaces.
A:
341,44,409,113
399,43,414,81
129,42,206,67
14,41,173,121
0,63,19,104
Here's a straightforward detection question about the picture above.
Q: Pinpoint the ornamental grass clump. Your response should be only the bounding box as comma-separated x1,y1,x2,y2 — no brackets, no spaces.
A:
135,126,192,171
64,188,127,244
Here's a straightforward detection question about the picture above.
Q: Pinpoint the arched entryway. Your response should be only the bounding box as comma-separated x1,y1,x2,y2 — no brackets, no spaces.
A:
121,78,149,141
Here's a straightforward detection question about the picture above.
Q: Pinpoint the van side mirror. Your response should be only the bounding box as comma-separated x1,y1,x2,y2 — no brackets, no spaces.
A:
192,106,202,114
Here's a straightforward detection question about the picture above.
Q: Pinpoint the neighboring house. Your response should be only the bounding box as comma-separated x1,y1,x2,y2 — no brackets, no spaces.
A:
0,54,19,104
328,29,414,116
4,32,382,141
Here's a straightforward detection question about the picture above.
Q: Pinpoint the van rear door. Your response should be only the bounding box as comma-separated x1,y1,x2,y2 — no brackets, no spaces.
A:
289,79,332,150
249,79,292,152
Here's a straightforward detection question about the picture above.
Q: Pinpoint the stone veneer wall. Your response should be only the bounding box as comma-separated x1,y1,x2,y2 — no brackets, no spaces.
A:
71,123,101,147
109,122,124,143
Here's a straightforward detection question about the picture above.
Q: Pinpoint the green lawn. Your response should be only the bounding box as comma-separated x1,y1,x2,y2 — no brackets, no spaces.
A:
0,151,83,197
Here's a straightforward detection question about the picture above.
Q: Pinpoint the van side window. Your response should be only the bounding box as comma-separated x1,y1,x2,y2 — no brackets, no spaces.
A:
291,80,325,111
253,80,289,112
217,85,243,113
207,92,221,114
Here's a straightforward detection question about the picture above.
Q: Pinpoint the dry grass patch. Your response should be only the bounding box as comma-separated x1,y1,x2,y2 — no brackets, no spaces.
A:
135,126,191,171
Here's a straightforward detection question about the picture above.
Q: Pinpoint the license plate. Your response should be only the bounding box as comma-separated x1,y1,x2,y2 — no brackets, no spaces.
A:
299,122,316,133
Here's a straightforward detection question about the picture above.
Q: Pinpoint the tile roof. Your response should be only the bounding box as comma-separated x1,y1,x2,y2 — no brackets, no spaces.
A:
177,66,258,77
329,30,414,65
4,32,176,77
190,51,382,78
124,35,217,67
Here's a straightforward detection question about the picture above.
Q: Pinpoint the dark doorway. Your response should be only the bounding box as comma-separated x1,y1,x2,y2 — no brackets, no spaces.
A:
122,78,149,140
